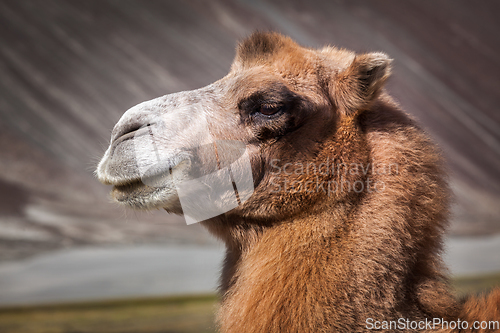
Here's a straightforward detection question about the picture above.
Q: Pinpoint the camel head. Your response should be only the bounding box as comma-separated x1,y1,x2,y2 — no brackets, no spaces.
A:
96,32,391,225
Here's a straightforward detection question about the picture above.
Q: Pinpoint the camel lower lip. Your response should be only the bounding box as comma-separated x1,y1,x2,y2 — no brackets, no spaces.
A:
112,180,156,202
110,175,180,211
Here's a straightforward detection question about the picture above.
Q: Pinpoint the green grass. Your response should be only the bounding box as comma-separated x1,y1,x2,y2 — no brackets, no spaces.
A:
0,273,499,333
452,271,500,298
0,294,218,333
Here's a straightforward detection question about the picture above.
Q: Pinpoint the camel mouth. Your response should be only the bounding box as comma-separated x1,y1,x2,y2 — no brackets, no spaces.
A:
111,179,179,210
107,158,191,210
107,140,255,224
112,180,156,203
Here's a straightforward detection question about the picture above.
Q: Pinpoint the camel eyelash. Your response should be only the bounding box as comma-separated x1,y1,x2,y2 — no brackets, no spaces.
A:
239,92,295,118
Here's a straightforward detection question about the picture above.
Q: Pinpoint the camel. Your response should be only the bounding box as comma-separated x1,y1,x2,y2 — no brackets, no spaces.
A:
97,32,500,332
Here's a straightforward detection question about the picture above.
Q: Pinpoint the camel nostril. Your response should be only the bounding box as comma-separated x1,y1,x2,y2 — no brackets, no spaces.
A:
112,122,154,143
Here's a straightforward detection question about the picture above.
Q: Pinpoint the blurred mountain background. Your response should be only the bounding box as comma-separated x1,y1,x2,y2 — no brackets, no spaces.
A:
0,0,499,261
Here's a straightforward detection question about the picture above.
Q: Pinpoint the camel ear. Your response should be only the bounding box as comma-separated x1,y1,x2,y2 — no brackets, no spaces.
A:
334,52,392,115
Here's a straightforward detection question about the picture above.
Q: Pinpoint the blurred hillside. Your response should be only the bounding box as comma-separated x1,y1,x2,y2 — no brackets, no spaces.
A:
0,0,499,259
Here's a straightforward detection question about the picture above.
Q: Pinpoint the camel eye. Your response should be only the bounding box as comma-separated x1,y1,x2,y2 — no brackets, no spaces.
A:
259,104,282,116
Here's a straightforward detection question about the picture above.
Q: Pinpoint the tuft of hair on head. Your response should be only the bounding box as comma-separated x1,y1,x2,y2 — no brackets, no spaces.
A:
233,31,296,68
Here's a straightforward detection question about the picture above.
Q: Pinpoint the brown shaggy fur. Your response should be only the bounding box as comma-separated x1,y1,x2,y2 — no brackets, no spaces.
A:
200,33,500,332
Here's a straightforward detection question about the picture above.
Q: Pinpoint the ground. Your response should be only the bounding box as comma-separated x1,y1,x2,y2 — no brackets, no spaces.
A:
0,274,499,333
